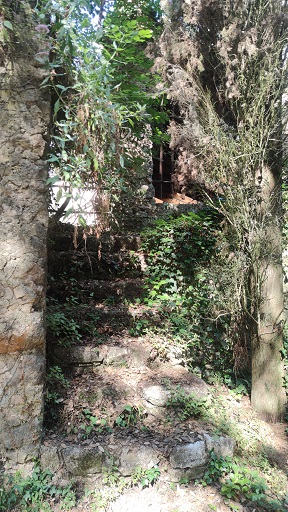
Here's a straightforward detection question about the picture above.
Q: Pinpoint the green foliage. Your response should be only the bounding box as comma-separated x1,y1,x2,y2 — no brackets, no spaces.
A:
0,1,36,51
129,317,149,336
47,297,82,345
0,14,13,45
45,365,69,426
141,211,218,331
47,283,99,346
131,465,161,488
201,451,286,510
102,463,125,488
179,476,191,486
140,211,237,383
166,386,207,420
101,1,161,114
220,468,267,502
115,405,146,428
0,465,76,511
35,0,166,224
141,211,217,309
202,450,235,485
78,408,112,438
47,365,68,388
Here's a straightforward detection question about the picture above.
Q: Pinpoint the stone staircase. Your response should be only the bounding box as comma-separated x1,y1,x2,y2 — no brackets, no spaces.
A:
42,224,235,490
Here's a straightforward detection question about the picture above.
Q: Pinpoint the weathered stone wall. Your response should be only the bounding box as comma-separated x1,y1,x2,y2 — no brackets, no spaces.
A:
0,3,50,473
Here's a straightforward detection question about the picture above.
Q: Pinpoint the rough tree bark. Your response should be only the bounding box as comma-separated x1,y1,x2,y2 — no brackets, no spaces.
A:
251,165,286,420
0,1,50,472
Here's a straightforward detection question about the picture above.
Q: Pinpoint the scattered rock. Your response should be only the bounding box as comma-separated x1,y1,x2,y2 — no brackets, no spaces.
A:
141,375,209,417
142,385,170,407
180,376,209,399
101,345,130,366
51,346,102,365
61,445,111,477
204,434,235,457
120,444,159,476
129,340,152,368
170,438,208,480
40,445,61,474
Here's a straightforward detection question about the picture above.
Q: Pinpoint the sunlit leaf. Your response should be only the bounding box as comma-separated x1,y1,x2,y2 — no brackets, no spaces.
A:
3,20,13,31
56,188,62,202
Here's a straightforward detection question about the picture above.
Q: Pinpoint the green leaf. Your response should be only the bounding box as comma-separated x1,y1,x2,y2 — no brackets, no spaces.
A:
47,155,59,163
81,18,90,29
63,207,73,218
138,29,152,39
90,416,97,426
119,154,125,168
55,84,69,92
54,99,61,115
3,20,13,31
40,77,51,87
78,215,86,227
56,188,62,202
46,175,60,185
61,150,68,162
63,170,70,180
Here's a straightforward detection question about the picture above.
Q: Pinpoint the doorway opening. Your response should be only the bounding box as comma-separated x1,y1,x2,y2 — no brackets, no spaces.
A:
152,143,174,200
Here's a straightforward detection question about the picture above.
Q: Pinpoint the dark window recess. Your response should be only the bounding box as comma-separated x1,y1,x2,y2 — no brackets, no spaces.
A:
152,143,175,199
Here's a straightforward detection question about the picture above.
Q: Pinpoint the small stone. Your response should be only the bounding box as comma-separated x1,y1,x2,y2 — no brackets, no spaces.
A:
61,445,109,477
120,444,159,476
142,384,170,407
170,440,208,470
203,434,235,457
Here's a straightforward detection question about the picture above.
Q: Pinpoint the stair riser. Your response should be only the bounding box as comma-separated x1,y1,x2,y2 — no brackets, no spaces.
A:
48,279,144,302
49,234,141,253
48,252,143,279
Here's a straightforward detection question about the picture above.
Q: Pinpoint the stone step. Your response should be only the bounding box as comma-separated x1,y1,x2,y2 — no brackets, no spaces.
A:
49,336,163,369
49,232,141,253
42,352,234,485
48,278,145,302
41,430,235,485
49,298,161,330
47,303,161,348
48,338,209,423
48,250,144,279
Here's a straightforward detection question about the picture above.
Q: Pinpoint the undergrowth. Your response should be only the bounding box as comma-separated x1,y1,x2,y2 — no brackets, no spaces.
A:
165,384,208,420
0,465,76,511
201,450,288,511
42,210,288,511
46,273,100,347
139,211,243,387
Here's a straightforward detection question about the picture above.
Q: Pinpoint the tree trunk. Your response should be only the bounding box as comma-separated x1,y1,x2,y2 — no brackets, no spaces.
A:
251,260,286,421
251,166,286,421
157,0,287,421
0,2,50,473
